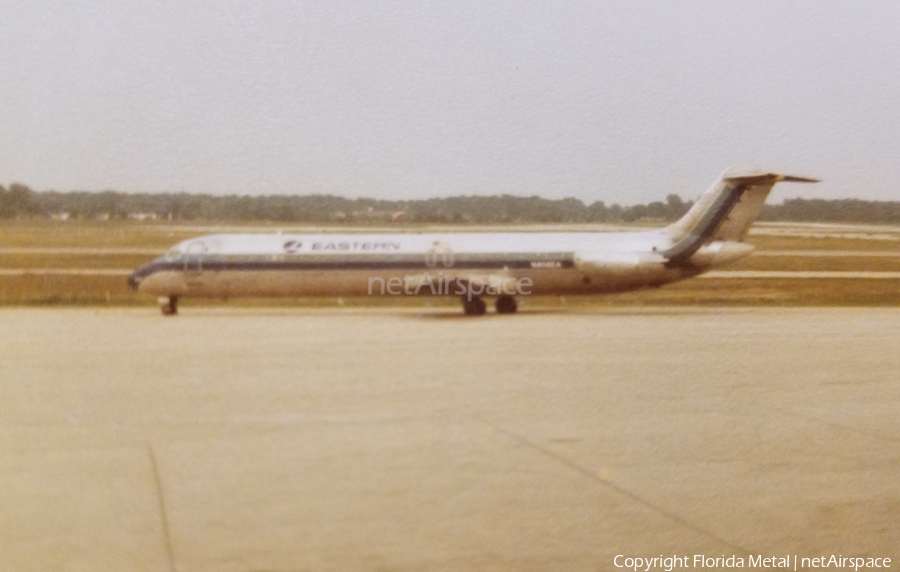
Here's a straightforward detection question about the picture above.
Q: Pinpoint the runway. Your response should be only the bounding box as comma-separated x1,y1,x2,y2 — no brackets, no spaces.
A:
0,308,897,571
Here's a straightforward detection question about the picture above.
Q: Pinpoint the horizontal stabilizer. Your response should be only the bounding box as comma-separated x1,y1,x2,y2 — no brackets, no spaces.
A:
722,170,820,184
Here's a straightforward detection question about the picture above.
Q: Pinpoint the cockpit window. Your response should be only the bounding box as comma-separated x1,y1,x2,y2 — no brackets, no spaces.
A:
165,248,183,260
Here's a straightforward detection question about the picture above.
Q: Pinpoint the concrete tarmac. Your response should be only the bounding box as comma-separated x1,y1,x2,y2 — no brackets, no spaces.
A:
0,307,897,571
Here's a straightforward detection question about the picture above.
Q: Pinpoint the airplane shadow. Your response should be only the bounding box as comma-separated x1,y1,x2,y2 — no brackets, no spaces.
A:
164,305,742,320
399,307,717,320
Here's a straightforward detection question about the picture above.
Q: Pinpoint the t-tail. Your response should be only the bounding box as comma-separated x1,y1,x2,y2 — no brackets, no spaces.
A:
662,169,819,267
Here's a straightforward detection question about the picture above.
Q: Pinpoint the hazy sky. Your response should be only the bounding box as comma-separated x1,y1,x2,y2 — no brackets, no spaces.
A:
2,1,899,203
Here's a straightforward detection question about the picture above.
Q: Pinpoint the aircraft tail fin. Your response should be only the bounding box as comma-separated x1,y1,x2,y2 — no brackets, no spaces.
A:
663,169,818,265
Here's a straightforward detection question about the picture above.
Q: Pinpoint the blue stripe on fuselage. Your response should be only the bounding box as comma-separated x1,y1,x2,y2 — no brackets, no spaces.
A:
662,182,744,266
129,253,576,283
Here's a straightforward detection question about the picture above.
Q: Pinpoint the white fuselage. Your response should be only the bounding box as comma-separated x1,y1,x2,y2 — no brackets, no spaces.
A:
128,169,816,314
128,229,753,299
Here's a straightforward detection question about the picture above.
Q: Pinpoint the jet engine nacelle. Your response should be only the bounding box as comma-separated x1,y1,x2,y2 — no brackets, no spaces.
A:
575,251,670,287
687,241,755,269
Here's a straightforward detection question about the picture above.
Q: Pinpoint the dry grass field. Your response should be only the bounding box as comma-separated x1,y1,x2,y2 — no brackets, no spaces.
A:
0,220,898,306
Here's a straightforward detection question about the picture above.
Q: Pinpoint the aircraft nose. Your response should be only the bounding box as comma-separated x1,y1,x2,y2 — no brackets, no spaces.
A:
127,273,140,291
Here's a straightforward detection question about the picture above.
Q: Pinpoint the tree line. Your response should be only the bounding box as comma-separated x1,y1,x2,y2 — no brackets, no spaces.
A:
2,182,899,224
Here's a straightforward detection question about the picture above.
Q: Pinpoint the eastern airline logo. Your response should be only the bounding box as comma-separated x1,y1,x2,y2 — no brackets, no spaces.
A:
283,240,303,253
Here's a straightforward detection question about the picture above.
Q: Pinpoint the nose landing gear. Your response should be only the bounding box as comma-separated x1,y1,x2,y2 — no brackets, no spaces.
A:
159,296,179,316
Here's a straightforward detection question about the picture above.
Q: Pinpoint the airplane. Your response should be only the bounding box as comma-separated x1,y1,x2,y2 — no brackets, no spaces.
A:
128,169,817,316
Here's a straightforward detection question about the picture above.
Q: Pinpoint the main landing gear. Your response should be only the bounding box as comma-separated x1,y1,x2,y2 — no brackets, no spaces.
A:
159,296,179,316
460,295,518,316
495,295,518,314
462,297,486,316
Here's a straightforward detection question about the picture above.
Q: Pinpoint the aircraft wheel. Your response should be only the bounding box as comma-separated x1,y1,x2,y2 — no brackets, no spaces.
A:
495,295,518,314
462,297,486,316
160,296,179,316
